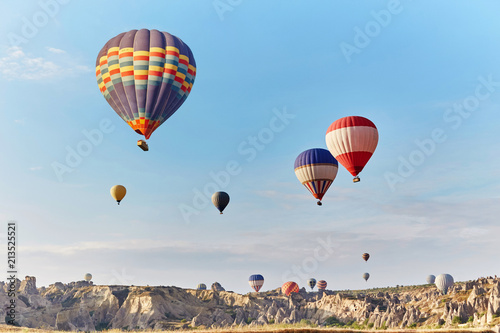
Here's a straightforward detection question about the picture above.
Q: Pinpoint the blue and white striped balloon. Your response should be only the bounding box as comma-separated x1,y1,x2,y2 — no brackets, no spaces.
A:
249,274,264,292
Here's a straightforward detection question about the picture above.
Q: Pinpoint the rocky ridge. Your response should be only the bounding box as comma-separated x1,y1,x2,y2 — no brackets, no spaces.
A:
1,276,500,331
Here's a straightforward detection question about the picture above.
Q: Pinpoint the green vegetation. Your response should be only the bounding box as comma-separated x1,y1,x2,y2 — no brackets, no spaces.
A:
95,321,110,331
245,317,254,324
324,316,343,327
468,315,474,322
452,316,463,324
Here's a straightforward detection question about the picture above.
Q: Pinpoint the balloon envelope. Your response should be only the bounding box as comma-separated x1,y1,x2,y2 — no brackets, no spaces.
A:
249,274,264,292
84,273,92,282
308,278,317,290
96,29,196,140
363,273,370,281
294,148,338,204
362,253,370,261
426,275,436,284
110,185,127,204
212,191,230,214
281,281,299,296
196,283,206,290
325,116,378,178
317,280,327,290
435,274,454,294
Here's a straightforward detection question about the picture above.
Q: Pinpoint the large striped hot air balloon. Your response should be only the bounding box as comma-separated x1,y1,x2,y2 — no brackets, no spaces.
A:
294,148,338,206
325,116,378,182
308,278,317,290
212,192,230,214
426,275,436,284
435,274,454,294
317,280,327,290
96,29,196,148
249,274,264,292
281,281,299,296
84,273,92,282
362,253,370,262
363,273,370,281
196,283,206,290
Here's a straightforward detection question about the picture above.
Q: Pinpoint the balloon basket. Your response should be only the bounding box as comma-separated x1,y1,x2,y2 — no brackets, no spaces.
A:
317,201,322,206
353,176,360,183
137,140,149,151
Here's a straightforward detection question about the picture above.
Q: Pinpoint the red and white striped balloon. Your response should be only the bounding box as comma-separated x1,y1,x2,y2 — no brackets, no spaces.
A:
325,116,378,181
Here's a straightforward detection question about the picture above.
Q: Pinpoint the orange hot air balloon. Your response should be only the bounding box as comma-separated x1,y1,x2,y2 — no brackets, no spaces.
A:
362,253,370,262
281,281,299,296
317,280,327,290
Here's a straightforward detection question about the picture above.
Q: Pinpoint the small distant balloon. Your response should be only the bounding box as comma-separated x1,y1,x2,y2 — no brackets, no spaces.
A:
84,273,92,282
281,281,299,296
317,280,327,290
363,273,370,281
196,283,207,290
426,275,436,284
249,274,264,292
435,274,454,294
110,185,126,205
362,253,370,262
308,278,317,290
212,191,230,214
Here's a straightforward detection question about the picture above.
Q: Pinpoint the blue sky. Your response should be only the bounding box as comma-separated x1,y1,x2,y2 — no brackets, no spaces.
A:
1,0,500,293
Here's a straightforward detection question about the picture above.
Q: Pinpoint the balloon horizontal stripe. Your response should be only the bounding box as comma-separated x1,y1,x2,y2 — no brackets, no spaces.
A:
326,116,377,132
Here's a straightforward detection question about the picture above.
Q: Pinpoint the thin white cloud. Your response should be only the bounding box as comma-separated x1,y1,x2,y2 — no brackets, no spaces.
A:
0,46,91,81
46,47,66,54
14,118,25,125
29,166,43,171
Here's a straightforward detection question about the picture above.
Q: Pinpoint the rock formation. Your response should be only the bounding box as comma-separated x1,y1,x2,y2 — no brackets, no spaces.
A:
1,276,500,331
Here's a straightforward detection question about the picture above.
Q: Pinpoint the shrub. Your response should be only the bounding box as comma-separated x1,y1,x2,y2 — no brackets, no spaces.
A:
300,319,313,326
324,316,343,327
268,319,275,324
468,316,474,323
246,317,254,324
368,322,374,328
181,319,187,323
408,323,417,328
452,316,463,324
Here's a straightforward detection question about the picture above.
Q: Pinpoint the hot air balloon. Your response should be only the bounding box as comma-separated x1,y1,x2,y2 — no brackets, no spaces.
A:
84,273,92,282
362,253,370,262
196,283,207,290
212,192,230,214
435,274,454,294
96,29,196,150
281,281,299,296
363,273,370,281
294,148,339,205
325,116,378,182
317,280,327,290
426,275,436,284
308,278,317,290
249,274,264,292
110,185,126,205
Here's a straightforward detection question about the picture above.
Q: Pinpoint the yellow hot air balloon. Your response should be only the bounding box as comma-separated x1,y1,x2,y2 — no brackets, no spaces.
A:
110,185,126,205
